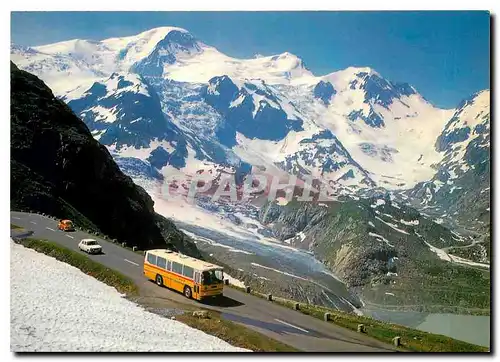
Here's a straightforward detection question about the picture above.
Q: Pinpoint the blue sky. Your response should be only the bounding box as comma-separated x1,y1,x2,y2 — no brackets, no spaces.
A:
11,11,490,108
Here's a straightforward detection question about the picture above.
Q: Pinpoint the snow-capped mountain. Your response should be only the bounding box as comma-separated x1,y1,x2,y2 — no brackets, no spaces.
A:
11,27,193,95
64,69,252,188
10,26,489,207
398,90,490,234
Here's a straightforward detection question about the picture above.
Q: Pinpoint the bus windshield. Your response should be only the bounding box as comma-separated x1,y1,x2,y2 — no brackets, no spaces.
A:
201,269,223,285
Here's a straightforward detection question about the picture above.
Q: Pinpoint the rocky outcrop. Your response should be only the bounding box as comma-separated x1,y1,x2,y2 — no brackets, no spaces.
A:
10,61,200,256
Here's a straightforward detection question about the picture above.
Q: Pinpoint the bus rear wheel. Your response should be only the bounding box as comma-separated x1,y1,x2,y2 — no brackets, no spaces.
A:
183,286,192,299
155,274,163,287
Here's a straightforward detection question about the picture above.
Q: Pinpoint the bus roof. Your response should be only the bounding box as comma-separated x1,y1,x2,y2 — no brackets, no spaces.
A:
147,249,223,272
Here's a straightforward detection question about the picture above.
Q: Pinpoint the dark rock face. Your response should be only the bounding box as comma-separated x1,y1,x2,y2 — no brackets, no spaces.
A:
259,201,328,241
345,72,419,129
147,146,173,170
276,129,375,187
68,73,182,150
10,61,200,256
313,80,336,105
131,30,202,77
348,109,385,128
203,76,304,147
356,72,416,109
435,125,471,152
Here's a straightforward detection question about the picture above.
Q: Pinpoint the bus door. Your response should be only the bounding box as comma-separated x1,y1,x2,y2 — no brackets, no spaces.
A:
193,271,201,300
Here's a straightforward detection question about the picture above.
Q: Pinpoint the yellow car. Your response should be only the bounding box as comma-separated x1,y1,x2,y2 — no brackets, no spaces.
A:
58,219,75,232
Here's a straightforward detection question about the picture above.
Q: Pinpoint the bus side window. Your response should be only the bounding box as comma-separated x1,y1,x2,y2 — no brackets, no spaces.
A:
183,266,194,279
157,257,166,269
172,262,183,275
194,272,200,284
167,260,172,271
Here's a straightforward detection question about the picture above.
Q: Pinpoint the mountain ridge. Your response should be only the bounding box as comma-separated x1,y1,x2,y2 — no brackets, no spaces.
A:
10,25,488,196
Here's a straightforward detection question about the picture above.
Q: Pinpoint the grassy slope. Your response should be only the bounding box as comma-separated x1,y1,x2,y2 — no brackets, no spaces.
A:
260,197,490,314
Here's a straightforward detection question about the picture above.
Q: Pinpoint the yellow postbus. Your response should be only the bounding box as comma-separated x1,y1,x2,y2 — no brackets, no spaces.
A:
143,249,224,301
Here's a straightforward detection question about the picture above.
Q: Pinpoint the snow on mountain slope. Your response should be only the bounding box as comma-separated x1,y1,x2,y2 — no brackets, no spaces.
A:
66,71,252,185
146,77,224,137
10,26,483,193
398,90,490,232
157,47,315,84
435,89,490,174
202,75,305,146
11,44,106,96
10,240,249,352
11,27,196,96
67,72,182,149
12,26,315,97
275,69,455,189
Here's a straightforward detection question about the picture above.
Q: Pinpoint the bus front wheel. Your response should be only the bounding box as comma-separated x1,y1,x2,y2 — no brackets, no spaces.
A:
184,286,192,299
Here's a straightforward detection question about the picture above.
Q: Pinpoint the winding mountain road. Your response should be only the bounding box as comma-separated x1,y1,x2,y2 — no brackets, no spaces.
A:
11,211,395,352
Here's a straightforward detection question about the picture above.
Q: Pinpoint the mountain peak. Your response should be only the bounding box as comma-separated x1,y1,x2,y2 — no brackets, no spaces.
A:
130,28,202,77
270,52,306,68
322,66,381,89
347,66,381,78
138,26,190,37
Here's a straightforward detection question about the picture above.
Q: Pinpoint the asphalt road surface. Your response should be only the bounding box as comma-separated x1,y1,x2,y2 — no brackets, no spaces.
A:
11,211,396,352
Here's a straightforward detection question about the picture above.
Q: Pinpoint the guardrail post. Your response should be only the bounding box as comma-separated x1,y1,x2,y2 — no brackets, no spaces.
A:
294,303,300,310
267,294,273,301
357,324,365,333
132,246,138,252
324,312,330,322
224,279,229,285
392,336,401,347
245,286,251,293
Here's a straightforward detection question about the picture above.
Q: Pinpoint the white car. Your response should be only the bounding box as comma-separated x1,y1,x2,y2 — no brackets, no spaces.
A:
78,239,102,254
